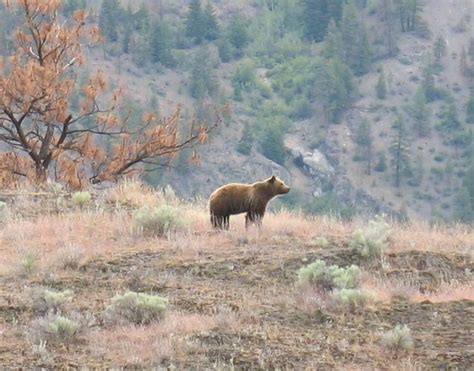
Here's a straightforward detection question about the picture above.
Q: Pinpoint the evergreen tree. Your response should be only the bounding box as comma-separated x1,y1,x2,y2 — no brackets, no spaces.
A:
466,88,474,124
374,152,388,172
314,57,356,123
322,19,344,61
228,15,250,51
203,2,219,41
376,70,387,99
63,0,86,17
441,103,461,130
395,0,422,32
122,5,133,53
433,35,447,62
149,21,174,67
390,115,411,187
99,0,122,42
421,64,437,102
463,163,474,206
217,36,233,62
189,47,218,100
185,0,205,44
260,124,286,165
408,87,430,137
302,0,343,42
134,3,151,34
453,186,473,223
340,1,371,75
355,119,373,174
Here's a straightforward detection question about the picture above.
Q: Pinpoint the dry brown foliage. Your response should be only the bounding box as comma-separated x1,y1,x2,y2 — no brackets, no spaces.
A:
0,0,215,189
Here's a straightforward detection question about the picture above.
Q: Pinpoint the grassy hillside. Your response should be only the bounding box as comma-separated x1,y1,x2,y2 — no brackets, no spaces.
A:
0,183,473,368
64,0,473,223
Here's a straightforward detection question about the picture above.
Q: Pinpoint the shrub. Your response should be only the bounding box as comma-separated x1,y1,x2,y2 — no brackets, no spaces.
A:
381,324,414,351
32,289,73,314
71,191,92,208
0,201,9,224
30,315,80,344
21,253,39,274
350,217,391,260
105,291,168,325
297,259,361,290
47,316,80,341
133,205,185,236
331,288,372,310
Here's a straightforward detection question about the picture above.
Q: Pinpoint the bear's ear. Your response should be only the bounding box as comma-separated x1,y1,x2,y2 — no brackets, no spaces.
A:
269,175,276,183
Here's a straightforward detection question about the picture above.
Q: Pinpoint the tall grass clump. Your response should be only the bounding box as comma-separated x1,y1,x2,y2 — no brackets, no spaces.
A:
105,291,168,325
298,259,361,290
381,324,414,352
71,191,92,208
133,205,185,236
351,217,391,260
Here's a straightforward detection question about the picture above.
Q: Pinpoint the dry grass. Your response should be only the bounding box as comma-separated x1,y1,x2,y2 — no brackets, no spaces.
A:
88,313,217,366
0,182,472,368
390,221,474,257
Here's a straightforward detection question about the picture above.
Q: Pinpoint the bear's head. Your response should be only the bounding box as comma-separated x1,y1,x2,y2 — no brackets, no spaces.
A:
267,175,290,195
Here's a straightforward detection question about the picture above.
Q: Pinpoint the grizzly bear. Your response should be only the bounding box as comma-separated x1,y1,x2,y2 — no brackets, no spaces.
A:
209,175,290,229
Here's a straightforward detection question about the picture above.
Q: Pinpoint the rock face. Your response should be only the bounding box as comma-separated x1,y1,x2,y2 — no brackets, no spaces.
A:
286,141,399,219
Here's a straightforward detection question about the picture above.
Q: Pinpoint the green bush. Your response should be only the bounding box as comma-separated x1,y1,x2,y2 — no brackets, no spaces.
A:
381,324,414,351
350,217,391,260
297,259,361,290
71,191,92,208
21,253,39,274
133,205,185,236
33,288,73,314
47,316,80,341
331,288,372,310
106,291,168,325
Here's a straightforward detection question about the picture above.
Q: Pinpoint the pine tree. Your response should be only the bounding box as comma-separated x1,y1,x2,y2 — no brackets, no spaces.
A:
433,35,447,64
63,0,86,17
189,47,218,100
99,0,122,42
134,3,151,34
340,1,371,75
355,119,373,174
122,5,133,54
421,64,437,102
390,115,411,187
408,87,430,137
228,15,250,51
374,152,388,172
149,21,174,67
185,0,205,44
376,70,387,99
302,0,343,42
441,103,461,130
453,186,473,223
322,19,344,61
382,0,396,57
466,88,474,124
203,2,219,41
315,57,356,123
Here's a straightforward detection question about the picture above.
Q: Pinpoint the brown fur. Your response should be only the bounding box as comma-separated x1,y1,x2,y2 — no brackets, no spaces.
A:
209,175,290,229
